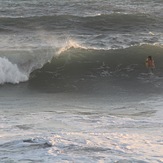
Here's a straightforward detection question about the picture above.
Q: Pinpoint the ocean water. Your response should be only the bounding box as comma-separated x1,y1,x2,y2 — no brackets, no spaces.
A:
0,0,163,162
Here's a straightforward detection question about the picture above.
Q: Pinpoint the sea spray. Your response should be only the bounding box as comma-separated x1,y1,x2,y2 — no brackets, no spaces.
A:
0,57,28,84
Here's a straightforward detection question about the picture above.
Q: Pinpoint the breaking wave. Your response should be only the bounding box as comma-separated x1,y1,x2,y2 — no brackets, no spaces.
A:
0,39,163,86
0,57,28,84
30,43,163,78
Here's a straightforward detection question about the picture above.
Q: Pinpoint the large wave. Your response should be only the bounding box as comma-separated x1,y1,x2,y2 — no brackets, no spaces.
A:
0,39,163,86
29,43,163,83
26,43,163,94
0,39,84,85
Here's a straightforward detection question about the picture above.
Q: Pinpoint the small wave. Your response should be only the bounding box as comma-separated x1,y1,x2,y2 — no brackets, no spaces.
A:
23,138,52,148
0,13,158,32
0,137,52,150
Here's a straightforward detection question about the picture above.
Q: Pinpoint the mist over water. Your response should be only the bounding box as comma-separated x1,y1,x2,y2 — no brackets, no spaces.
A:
0,0,163,163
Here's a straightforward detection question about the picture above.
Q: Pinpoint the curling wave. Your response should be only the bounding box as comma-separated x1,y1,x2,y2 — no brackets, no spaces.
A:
29,44,163,92
0,42,163,86
31,44,163,76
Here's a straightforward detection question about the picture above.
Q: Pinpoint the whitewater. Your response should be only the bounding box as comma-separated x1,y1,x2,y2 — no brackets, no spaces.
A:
0,0,163,162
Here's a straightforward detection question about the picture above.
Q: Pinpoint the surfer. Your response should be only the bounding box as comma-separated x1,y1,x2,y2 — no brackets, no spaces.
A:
145,56,155,73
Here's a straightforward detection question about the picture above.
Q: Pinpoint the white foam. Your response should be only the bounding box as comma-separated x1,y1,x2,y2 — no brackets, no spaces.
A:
0,57,28,84
57,39,88,55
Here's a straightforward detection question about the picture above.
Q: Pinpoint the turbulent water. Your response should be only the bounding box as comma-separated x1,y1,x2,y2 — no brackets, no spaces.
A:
0,0,163,163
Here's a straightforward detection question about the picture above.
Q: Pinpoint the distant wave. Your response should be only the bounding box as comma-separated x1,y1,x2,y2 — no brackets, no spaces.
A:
0,13,158,33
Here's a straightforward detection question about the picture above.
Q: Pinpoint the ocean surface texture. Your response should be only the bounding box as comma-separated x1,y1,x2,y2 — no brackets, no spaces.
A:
0,0,163,162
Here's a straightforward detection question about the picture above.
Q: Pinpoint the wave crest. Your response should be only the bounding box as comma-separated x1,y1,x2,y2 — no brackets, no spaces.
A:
57,39,87,55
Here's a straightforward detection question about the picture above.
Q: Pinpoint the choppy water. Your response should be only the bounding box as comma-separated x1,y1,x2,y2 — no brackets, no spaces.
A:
0,0,163,162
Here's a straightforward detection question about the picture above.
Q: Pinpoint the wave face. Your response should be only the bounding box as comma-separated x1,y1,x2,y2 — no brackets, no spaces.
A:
31,44,163,78
28,44,163,93
0,40,163,88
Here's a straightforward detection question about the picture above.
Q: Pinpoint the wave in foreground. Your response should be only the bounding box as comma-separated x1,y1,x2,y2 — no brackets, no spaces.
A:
0,41,163,85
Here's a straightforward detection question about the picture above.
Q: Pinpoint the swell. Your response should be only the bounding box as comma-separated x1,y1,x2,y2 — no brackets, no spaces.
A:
0,13,159,33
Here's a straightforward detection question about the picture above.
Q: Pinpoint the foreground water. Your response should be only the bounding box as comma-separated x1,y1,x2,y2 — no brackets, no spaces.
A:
0,80,163,162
